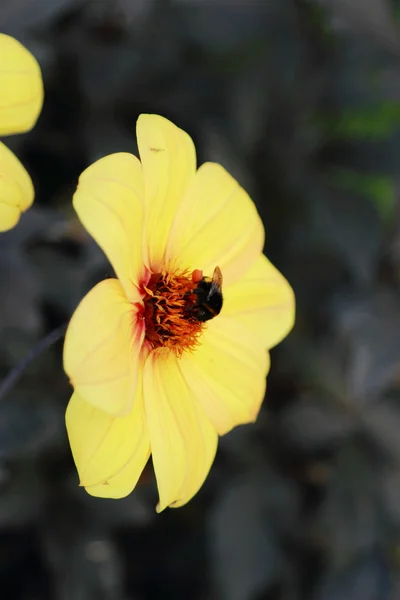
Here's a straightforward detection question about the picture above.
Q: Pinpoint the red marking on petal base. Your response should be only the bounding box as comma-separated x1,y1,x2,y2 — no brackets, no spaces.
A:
139,269,205,356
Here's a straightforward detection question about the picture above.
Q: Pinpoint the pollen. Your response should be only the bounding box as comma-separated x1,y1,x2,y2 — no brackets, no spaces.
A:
140,269,205,356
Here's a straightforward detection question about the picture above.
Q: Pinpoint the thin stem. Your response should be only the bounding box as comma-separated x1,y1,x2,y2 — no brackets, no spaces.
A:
0,323,67,402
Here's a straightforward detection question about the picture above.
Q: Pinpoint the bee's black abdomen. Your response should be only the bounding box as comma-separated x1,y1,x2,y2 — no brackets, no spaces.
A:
185,266,224,323
190,280,223,321
195,302,219,322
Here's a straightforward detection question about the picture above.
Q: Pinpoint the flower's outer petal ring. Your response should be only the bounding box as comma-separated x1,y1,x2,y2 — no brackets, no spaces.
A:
0,34,43,136
73,153,145,300
0,141,34,232
63,278,145,416
85,453,149,499
0,203,20,232
137,114,196,273
144,349,218,512
180,317,269,436
166,162,264,286
0,142,34,231
223,253,295,349
66,391,150,497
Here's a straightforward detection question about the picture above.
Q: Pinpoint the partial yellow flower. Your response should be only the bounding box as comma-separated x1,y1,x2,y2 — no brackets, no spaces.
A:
0,34,44,231
64,114,295,512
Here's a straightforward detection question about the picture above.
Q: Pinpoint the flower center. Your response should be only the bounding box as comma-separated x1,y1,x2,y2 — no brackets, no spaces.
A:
140,269,207,356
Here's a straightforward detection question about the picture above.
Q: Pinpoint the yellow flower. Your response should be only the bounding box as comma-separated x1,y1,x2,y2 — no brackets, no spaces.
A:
64,114,295,512
0,34,44,231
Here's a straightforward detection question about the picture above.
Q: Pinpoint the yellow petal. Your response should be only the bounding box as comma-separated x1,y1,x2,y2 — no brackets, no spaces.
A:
0,203,20,231
0,141,34,231
137,114,196,273
143,349,218,512
223,253,295,349
66,391,150,498
166,162,264,286
85,454,148,499
73,153,145,299
63,278,145,416
0,34,43,135
179,317,269,435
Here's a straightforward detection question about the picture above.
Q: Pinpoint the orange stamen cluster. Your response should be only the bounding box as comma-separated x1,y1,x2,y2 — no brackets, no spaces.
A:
141,269,205,356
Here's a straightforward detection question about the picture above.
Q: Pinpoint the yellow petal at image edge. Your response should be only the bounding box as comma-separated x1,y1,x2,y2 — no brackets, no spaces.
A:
166,162,264,286
222,253,295,349
0,203,20,231
73,153,145,300
0,33,43,135
179,317,269,436
63,278,145,416
66,391,150,497
137,114,196,273
143,349,218,512
0,141,34,232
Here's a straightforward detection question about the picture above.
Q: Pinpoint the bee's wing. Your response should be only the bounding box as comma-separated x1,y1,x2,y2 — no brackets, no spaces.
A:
211,266,223,289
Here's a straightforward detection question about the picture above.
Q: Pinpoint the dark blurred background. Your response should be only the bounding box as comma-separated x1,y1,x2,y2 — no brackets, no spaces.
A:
2,0,400,598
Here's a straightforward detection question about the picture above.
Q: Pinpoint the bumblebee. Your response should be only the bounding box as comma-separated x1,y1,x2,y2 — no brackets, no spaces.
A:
187,266,223,322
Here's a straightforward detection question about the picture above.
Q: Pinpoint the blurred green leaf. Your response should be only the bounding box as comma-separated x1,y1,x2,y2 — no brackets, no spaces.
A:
322,102,400,140
331,167,397,222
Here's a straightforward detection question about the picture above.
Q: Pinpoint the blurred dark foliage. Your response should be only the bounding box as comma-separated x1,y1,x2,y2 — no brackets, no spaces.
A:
2,0,400,598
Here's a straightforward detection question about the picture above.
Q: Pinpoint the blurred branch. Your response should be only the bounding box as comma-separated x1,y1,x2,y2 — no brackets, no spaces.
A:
317,0,400,57
0,323,67,402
